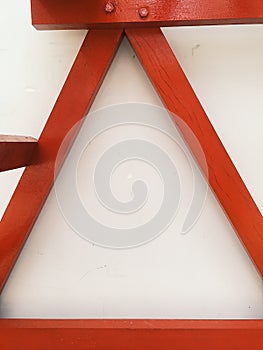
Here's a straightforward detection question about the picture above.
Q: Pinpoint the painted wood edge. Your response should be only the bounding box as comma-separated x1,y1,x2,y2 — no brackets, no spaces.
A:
1,319,263,350
0,136,37,172
31,0,263,30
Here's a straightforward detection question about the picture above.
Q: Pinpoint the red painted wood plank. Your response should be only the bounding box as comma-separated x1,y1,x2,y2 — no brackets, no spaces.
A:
126,28,263,278
1,319,263,350
0,136,37,172
0,29,123,293
31,0,263,30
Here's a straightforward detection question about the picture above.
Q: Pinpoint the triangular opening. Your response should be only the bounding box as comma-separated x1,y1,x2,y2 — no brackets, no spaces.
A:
1,34,263,319
0,168,25,221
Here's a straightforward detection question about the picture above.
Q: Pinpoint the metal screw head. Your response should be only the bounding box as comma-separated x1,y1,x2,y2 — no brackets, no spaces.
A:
139,7,149,18
105,2,115,13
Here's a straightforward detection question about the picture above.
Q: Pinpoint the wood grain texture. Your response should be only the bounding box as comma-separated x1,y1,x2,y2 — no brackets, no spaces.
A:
0,29,123,293
1,8,263,347
31,0,263,30
0,136,37,172
126,28,263,279
1,319,263,350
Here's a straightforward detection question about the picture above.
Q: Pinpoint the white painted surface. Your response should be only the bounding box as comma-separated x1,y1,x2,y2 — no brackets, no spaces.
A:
0,1,263,318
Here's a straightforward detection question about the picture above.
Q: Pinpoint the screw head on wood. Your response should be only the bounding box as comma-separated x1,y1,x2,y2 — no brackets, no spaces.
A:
139,7,149,18
105,2,115,13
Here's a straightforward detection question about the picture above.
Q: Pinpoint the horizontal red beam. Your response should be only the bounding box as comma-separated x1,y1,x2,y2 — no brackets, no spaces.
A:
0,136,37,172
1,319,263,349
31,0,263,30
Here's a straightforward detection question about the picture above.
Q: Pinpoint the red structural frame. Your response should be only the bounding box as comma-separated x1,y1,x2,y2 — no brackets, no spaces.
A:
0,1,263,349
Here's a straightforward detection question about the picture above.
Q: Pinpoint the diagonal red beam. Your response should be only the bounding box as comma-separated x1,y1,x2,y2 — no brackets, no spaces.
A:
1,319,263,350
31,0,263,30
0,136,37,172
0,29,123,293
126,28,263,278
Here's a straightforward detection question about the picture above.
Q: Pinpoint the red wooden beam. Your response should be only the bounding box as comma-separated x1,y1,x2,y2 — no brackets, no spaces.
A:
126,28,263,278
0,136,37,172
0,29,123,294
1,4,263,348
31,0,263,30
1,319,263,350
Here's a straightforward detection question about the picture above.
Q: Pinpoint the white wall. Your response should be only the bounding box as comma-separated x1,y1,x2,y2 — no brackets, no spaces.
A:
0,0,263,318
